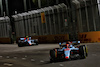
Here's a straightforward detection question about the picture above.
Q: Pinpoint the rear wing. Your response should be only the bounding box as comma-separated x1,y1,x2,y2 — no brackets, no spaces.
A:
19,37,31,40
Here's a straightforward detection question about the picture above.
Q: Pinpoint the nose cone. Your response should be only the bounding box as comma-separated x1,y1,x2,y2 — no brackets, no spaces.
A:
65,56,69,59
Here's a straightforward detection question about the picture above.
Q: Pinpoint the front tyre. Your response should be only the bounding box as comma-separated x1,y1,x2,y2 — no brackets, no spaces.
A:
34,41,38,45
50,49,57,62
36,42,38,45
79,45,87,59
83,45,88,56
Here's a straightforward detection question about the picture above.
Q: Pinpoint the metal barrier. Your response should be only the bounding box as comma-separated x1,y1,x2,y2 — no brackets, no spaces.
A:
12,14,25,37
0,16,10,38
12,2,100,43
0,16,12,43
12,3,68,35
12,3,70,43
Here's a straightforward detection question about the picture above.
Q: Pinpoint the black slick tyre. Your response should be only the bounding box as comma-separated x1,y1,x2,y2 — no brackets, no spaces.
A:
36,42,38,45
79,45,86,59
83,45,88,57
50,49,57,62
18,43,23,47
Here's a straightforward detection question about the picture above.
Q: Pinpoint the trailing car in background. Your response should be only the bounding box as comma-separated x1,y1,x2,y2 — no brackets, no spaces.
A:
18,36,38,47
49,41,88,62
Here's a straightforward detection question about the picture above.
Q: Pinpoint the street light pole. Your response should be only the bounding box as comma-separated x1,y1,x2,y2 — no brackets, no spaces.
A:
0,0,3,16
23,0,27,11
29,0,31,10
56,0,59,4
46,0,49,6
38,0,41,8
5,0,9,16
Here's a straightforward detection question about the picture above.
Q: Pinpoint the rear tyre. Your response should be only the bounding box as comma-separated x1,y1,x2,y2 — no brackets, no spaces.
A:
18,43,23,47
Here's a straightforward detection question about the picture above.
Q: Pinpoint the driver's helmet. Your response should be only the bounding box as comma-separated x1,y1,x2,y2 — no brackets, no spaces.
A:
26,36,28,38
68,41,71,44
66,44,69,48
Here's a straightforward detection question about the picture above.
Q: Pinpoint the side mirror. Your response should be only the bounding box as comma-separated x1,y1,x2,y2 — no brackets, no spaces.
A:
59,42,61,45
78,41,80,44
59,42,62,47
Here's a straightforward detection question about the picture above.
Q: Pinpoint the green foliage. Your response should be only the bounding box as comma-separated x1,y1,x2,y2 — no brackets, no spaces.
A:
49,0,55,6
32,0,38,8
32,0,56,8
41,0,47,7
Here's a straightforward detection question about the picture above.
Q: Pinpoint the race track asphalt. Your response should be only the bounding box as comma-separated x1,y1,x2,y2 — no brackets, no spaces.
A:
0,43,100,67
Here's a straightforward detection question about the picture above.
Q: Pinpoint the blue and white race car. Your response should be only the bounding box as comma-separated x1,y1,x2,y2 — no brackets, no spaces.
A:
18,36,38,47
49,41,88,62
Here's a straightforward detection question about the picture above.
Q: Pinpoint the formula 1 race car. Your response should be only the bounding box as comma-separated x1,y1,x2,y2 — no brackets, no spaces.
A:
49,41,88,62
18,36,38,47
